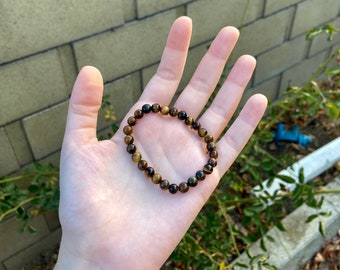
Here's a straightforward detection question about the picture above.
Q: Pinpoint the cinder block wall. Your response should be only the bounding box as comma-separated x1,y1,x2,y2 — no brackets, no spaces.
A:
0,0,339,268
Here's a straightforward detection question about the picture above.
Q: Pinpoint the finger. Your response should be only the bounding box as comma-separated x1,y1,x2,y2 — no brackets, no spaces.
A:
217,94,267,173
139,16,192,105
199,55,256,137
63,66,104,147
174,26,239,117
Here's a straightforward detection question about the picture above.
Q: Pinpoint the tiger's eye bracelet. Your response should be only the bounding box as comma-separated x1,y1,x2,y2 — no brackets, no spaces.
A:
123,103,218,194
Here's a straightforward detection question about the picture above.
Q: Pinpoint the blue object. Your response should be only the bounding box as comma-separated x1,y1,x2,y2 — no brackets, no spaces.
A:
274,123,312,148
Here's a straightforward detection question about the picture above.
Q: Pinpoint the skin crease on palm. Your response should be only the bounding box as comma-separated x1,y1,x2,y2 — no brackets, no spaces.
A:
54,16,267,269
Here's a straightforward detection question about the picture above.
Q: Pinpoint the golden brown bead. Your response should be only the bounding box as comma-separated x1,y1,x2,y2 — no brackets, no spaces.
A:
209,150,219,159
134,109,144,119
160,180,169,190
207,142,216,151
169,107,179,117
168,184,179,194
126,144,136,154
145,167,155,177
184,116,193,126
138,160,148,170
152,103,161,113
151,173,162,184
160,106,170,115
198,128,208,137
179,182,189,193
208,158,217,167
123,125,133,135
203,164,213,174
124,135,134,145
204,134,214,143
132,152,142,162
127,116,136,126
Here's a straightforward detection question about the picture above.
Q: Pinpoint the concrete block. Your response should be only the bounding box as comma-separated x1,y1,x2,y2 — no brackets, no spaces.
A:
136,0,190,18
0,128,20,176
38,151,61,168
255,35,308,84
291,0,340,38
264,0,301,15
57,45,78,94
74,10,177,82
0,215,49,262
188,0,264,46
0,50,68,126
124,0,137,22
23,101,68,160
4,121,33,166
0,0,124,64
280,51,328,94
3,228,61,270
43,211,60,231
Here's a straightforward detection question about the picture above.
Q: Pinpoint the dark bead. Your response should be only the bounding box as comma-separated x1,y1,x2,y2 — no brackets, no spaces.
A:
184,116,193,126
145,167,155,177
207,142,216,151
124,135,134,145
198,128,208,137
204,134,214,143
169,107,179,117
209,150,219,159
126,144,136,154
192,121,201,130
138,160,148,170
151,173,162,184
160,106,170,115
132,152,142,162
177,111,187,120
160,180,169,190
203,164,213,174
196,170,206,181
152,103,161,113
134,109,144,119
208,158,217,167
142,104,152,113
179,182,189,193
127,116,136,126
123,125,133,135
187,176,198,187
168,184,179,194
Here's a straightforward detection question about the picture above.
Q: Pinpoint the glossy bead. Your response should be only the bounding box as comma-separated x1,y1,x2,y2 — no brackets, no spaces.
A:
145,167,155,177
132,152,142,162
198,128,208,137
142,104,152,113
168,184,179,194
179,182,189,193
184,116,193,126
123,125,133,135
208,158,217,167
127,116,136,126
177,111,187,120
134,109,144,119
187,176,198,187
207,142,216,151
160,180,169,190
151,173,162,184
124,135,134,145
203,164,213,174
160,106,170,115
196,170,206,181
204,134,214,143
209,150,219,159
152,103,161,113
138,160,148,170
192,121,201,130
169,107,179,117
126,144,136,154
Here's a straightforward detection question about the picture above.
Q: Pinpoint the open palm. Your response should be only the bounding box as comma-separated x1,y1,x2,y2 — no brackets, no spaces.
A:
55,17,267,269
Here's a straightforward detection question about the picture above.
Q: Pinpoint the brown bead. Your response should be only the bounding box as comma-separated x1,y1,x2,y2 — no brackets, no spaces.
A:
209,150,219,159
123,125,133,135
204,134,214,143
207,142,216,151
177,111,187,120
152,103,161,113
208,158,217,167
160,180,169,190
196,170,206,181
132,152,142,162
145,167,155,177
142,104,152,113
138,160,148,170
192,121,201,130
187,176,198,187
134,109,144,119
198,128,208,137
203,164,213,174
169,107,179,117
179,182,189,193
127,116,136,126
126,144,136,154
124,135,134,145
151,173,162,184
184,116,193,126
160,106,170,115
168,184,179,194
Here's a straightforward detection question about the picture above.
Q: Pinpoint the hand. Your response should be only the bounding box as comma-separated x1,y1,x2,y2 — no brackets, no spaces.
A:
55,16,267,269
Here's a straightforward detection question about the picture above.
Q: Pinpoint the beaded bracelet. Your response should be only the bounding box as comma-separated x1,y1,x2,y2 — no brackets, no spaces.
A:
123,103,218,194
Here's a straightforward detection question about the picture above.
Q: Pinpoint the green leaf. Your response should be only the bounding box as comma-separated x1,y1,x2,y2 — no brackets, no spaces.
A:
275,220,286,232
306,214,318,223
276,174,296,184
325,68,340,75
326,102,339,119
319,221,326,237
